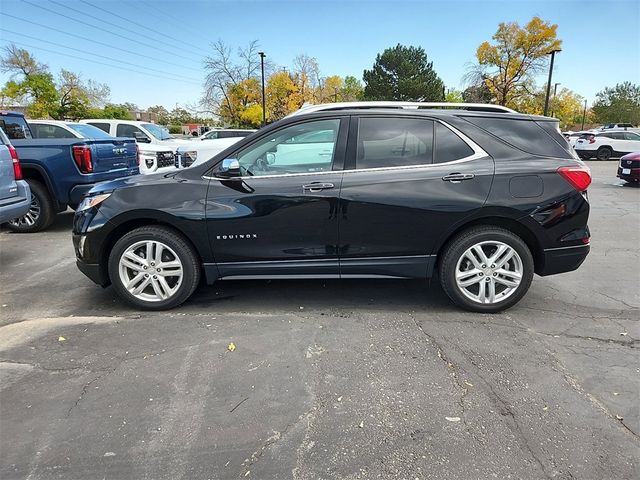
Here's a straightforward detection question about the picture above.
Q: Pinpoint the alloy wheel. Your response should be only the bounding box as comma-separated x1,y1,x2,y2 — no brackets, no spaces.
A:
455,241,523,304
9,193,41,228
118,240,184,302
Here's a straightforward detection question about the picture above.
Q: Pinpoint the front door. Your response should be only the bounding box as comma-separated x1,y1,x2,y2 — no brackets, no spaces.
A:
338,115,494,278
205,117,348,278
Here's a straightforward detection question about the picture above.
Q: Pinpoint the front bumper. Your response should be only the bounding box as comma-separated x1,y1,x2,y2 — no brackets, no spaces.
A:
617,166,640,182
537,244,590,276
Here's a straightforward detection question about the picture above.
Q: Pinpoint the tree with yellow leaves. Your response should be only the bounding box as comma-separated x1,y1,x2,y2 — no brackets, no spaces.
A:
470,16,562,107
266,71,301,121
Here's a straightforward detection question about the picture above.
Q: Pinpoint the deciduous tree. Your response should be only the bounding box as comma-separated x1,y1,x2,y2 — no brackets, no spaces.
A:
591,82,640,125
470,16,562,107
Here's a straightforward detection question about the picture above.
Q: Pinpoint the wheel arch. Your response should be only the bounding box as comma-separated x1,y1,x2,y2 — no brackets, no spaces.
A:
99,218,205,286
435,215,544,274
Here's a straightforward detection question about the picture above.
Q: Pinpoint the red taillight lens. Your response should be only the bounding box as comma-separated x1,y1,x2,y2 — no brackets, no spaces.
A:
72,145,93,173
8,145,22,180
558,165,592,192
588,135,595,144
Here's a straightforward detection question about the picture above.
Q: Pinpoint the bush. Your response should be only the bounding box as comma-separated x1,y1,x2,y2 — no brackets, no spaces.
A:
168,125,182,134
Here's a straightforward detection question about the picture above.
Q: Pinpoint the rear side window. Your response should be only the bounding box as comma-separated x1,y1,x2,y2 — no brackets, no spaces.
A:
356,117,433,169
31,124,76,139
464,116,570,158
88,122,111,133
0,115,33,139
434,123,474,163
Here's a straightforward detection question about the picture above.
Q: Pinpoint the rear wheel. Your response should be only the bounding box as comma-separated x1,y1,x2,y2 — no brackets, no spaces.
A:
108,226,200,310
596,147,612,161
439,226,534,313
6,180,55,233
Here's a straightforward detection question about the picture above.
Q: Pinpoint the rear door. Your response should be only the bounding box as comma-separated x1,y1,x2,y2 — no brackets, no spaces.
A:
338,115,494,277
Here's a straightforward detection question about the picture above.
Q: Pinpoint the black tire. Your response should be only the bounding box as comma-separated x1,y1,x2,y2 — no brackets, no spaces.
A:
438,226,534,313
596,147,612,161
6,180,56,233
107,226,201,310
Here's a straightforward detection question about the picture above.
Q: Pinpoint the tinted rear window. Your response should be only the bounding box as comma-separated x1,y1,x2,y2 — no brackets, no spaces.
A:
434,123,474,163
87,122,111,133
0,115,33,139
463,116,570,158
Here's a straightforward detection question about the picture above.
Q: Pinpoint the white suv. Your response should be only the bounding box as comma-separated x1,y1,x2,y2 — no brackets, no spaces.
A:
574,130,640,160
80,120,188,174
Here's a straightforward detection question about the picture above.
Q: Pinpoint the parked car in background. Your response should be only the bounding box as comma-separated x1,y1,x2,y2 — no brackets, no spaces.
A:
197,128,256,141
80,119,187,174
617,151,640,183
29,120,117,140
0,128,31,225
72,102,591,313
563,131,592,148
174,137,245,169
0,111,139,232
575,130,640,160
599,123,637,131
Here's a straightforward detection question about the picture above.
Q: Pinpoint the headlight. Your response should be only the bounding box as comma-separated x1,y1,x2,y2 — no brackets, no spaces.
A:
77,193,111,212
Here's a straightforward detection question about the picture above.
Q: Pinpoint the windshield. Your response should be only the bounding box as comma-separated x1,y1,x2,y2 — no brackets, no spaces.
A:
66,123,113,139
142,123,172,140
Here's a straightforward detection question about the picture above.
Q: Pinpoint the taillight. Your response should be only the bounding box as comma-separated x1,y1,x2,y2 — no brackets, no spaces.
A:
72,145,93,173
558,165,592,192
588,135,595,144
135,144,140,165
8,145,22,180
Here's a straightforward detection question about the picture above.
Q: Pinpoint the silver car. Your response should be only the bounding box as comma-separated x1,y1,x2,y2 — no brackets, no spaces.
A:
0,128,31,225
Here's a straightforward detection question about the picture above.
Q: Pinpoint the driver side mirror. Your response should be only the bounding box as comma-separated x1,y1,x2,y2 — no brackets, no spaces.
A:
134,132,151,143
216,158,241,178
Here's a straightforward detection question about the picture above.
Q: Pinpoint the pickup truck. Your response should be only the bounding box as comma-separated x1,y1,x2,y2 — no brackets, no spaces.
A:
80,119,188,174
0,111,139,233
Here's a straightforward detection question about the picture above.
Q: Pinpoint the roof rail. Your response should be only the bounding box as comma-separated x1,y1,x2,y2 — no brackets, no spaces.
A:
286,101,516,117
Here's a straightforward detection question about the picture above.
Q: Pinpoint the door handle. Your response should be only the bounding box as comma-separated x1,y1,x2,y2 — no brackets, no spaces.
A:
302,182,334,192
442,173,475,182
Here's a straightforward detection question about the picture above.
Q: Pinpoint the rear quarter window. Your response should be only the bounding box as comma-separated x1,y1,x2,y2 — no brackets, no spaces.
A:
87,122,111,133
463,116,570,158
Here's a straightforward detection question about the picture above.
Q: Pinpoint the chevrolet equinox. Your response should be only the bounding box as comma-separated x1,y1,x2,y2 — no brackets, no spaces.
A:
72,102,591,313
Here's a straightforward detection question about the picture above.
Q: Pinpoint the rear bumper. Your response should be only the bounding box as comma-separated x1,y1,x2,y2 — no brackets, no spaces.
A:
538,244,590,276
0,180,31,224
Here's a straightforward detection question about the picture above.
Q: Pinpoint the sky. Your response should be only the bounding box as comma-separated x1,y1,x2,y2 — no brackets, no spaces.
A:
0,0,639,111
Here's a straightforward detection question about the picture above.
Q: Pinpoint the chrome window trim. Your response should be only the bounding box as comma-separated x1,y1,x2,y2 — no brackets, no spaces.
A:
203,119,488,181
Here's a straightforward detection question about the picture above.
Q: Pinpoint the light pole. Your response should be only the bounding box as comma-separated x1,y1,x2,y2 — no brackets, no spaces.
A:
581,99,587,130
258,51,266,127
543,48,561,116
551,82,561,117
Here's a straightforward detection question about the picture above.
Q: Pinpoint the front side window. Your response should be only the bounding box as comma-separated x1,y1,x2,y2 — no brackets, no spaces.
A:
434,123,474,163
142,123,172,140
202,131,219,140
356,117,433,169
236,119,340,176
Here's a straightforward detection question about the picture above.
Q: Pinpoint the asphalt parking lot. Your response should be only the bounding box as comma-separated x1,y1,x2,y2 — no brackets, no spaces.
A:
0,161,638,480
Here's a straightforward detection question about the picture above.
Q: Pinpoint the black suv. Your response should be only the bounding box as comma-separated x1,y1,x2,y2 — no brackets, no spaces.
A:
72,102,591,312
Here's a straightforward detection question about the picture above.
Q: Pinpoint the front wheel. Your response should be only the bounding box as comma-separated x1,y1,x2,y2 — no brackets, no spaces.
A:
107,226,201,310
439,226,534,313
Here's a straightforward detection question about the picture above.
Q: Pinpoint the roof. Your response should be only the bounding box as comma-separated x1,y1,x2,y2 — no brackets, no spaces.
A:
286,101,517,118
